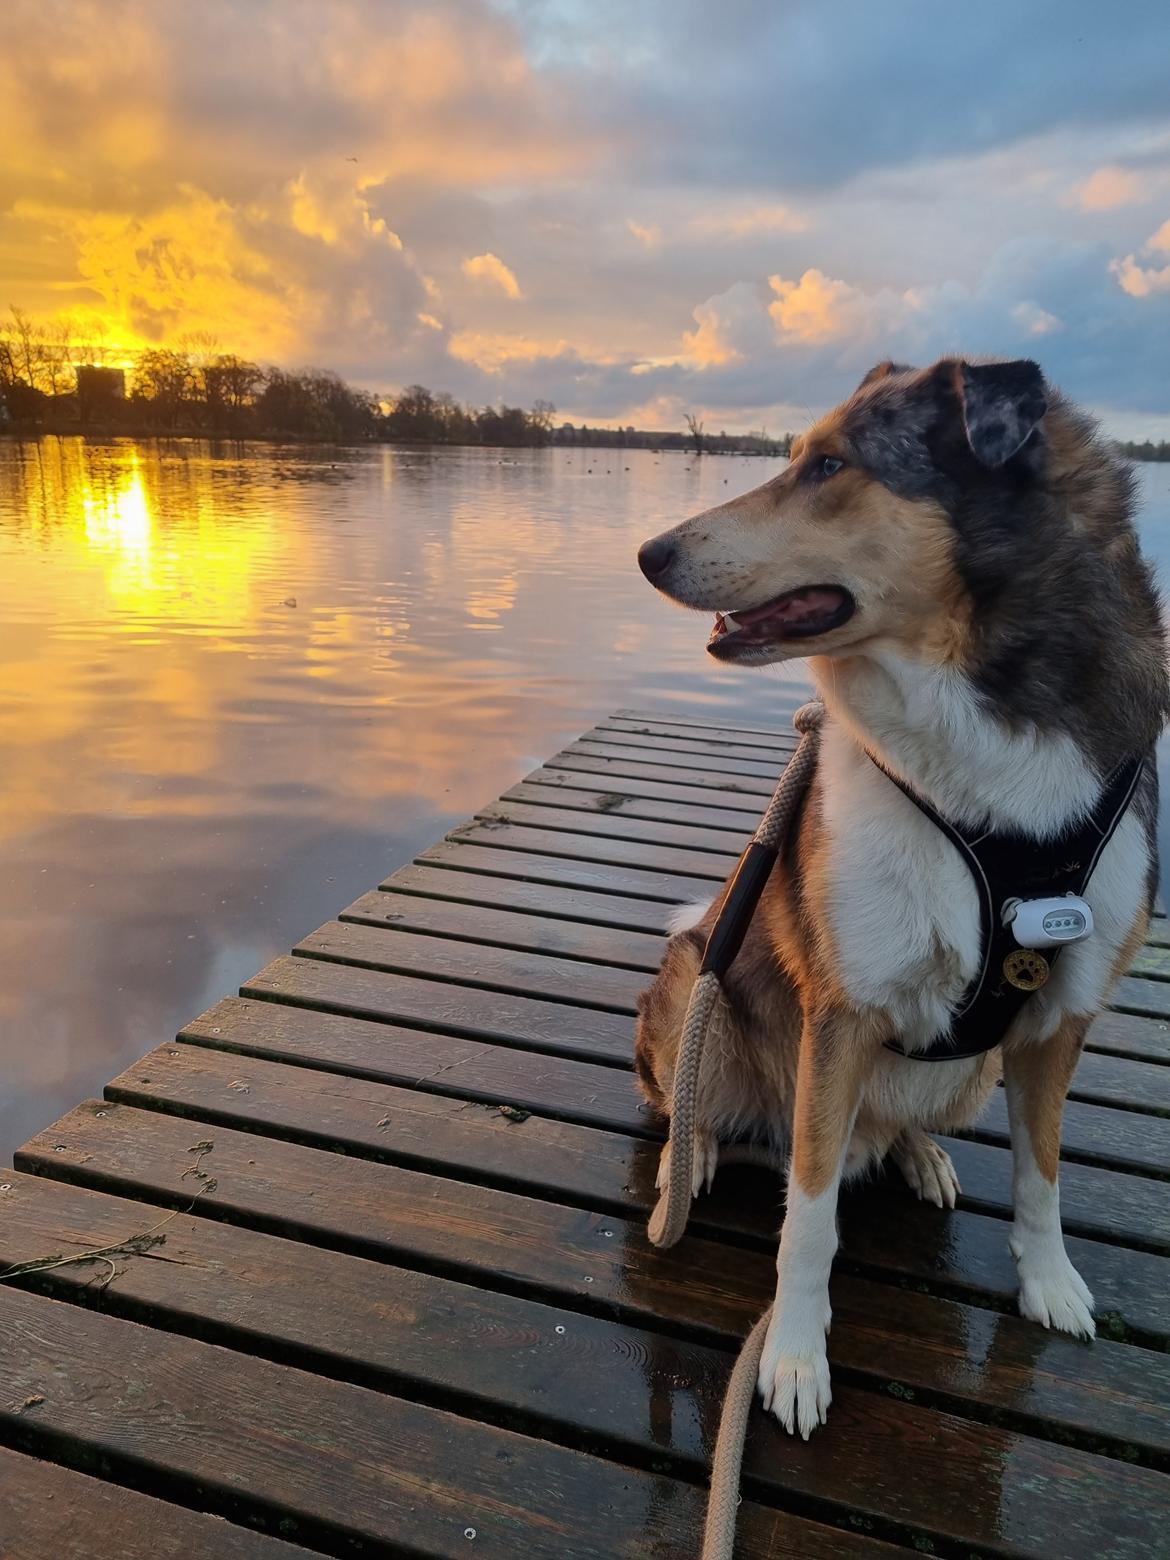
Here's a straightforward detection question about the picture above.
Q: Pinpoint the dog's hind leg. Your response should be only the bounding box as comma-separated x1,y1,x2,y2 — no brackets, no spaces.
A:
655,1130,720,1197
889,1127,961,1209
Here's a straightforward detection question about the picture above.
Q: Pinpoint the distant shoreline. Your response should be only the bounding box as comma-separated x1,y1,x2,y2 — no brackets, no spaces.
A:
2,427,1167,462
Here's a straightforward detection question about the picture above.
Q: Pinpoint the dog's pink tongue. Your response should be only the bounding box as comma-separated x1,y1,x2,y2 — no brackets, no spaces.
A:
733,588,845,629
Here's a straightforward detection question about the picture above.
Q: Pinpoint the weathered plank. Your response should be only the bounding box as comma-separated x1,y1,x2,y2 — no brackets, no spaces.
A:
15,1110,1170,1472
0,1445,316,1560
516,763,767,822
447,818,739,880
1110,974,1170,1023
341,888,666,971
976,1090,1170,1179
3,1179,1161,1556
541,748,779,800
27,1094,1170,1343
480,796,751,854
415,839,717,902
504,779,756,836
604,715,799,750
5,1285,847,1560
582,725,796,767
183,988,1170,1183
384,860,680,932
936,1135,1169,1254
294,921,647,1014
564,738,783,781
1072,1049,1170,1114
0,1175,904,1554
182,995,655,1134
106,1039,1170,1269
617,707,801,739
1083,1011,1170,1064
242,957,632,1066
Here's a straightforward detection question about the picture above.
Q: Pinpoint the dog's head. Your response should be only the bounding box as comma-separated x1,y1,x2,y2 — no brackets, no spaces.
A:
638,357,1048,665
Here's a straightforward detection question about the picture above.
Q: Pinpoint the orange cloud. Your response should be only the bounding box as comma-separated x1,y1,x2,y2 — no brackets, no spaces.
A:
1076,167,1148,211
447,329,568,371
691,203,807,239
627,219,662,249
1112,218,1170,297
461,253,523,299
768,269,855,342
680,301,742,366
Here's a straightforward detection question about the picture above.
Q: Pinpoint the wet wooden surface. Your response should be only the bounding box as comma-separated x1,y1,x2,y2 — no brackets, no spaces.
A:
4,705,1169,1558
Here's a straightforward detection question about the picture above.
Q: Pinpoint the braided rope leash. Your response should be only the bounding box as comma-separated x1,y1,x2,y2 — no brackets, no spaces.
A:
646,698,825,1250
643,697,825,1560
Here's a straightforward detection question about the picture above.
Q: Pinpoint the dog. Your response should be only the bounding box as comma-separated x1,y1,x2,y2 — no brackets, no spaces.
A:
634,356,1167,1438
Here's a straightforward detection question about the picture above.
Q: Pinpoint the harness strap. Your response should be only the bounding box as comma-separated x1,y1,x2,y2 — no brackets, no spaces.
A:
875,751,1146,1060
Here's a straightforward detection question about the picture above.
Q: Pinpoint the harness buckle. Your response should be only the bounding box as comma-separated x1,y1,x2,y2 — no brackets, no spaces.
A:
1001,895,1095,949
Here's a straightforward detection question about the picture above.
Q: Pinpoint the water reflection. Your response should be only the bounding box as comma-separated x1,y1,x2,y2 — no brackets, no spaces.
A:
0,436,810,1157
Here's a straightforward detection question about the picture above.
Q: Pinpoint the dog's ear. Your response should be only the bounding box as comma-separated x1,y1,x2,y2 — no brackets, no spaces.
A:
858,359,913,388
956,359,1047,467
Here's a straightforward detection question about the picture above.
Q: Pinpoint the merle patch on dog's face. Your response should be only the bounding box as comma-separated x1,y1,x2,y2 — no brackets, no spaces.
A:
840,357,1050,498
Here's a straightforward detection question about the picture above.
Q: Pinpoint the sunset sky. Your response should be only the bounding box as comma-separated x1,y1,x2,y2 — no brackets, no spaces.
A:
3,0,1170,434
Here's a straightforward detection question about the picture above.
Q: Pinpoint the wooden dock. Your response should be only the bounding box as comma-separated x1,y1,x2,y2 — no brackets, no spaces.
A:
3,707,1169,1559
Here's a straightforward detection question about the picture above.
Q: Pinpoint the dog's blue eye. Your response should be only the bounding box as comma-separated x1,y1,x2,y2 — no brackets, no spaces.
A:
818,456,844,477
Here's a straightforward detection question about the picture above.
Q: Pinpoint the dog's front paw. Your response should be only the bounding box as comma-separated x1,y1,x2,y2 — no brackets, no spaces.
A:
757,1298,833,1438
1010,1236,1095,1339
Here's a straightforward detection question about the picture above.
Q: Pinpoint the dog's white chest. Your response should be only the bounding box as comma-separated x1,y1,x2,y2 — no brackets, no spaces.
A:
816,719,1147,1051
819,730,980,1047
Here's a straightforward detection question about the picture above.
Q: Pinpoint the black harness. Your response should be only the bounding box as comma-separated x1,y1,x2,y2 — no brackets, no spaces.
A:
876,752,1146,1061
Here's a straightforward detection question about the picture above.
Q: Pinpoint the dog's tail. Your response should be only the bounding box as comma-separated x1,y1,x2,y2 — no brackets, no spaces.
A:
667,898,713,935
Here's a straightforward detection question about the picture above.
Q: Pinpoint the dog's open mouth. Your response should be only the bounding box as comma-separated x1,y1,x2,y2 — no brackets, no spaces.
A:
708,585,855,657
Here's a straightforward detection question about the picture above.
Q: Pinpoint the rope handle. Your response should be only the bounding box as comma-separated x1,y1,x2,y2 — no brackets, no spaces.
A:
647,699,824,1251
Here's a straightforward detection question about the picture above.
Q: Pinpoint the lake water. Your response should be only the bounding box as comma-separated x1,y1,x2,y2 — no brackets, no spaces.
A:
0,438,1168,1160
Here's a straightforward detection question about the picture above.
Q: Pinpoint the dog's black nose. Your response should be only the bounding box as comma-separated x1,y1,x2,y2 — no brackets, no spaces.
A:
638,536,676,581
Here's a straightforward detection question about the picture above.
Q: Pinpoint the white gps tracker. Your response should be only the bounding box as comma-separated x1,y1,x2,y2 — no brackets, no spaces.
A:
1001,895,1095,949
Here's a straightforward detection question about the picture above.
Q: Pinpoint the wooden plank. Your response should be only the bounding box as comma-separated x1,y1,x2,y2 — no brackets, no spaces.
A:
3,1174,1162,1555
975,1090,1170,1179
481,795,751,853
935,1136,1169,1254
295,922,647,1014
1110,974,1170,1023
582,725,796,767
548,747,781,796
1143,916,1170,950
383,860,679,932
342,888,666,972
414,839,717,903
46,1083,1170,1345
507,779,757,837
617,707,800,739
447,818,739,881
16,1112,1170,1470
182,996,654,1135
111,1041,1170,1256
1072,1049,1170,1114
516,763,768,821
0,1444,315,1560
565,738,783,781
241,957,633,1066
542,748,780,800
604,714,799,751
1084,1011,1170,1064
5,1286,838,1560
1130,944,1170,979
